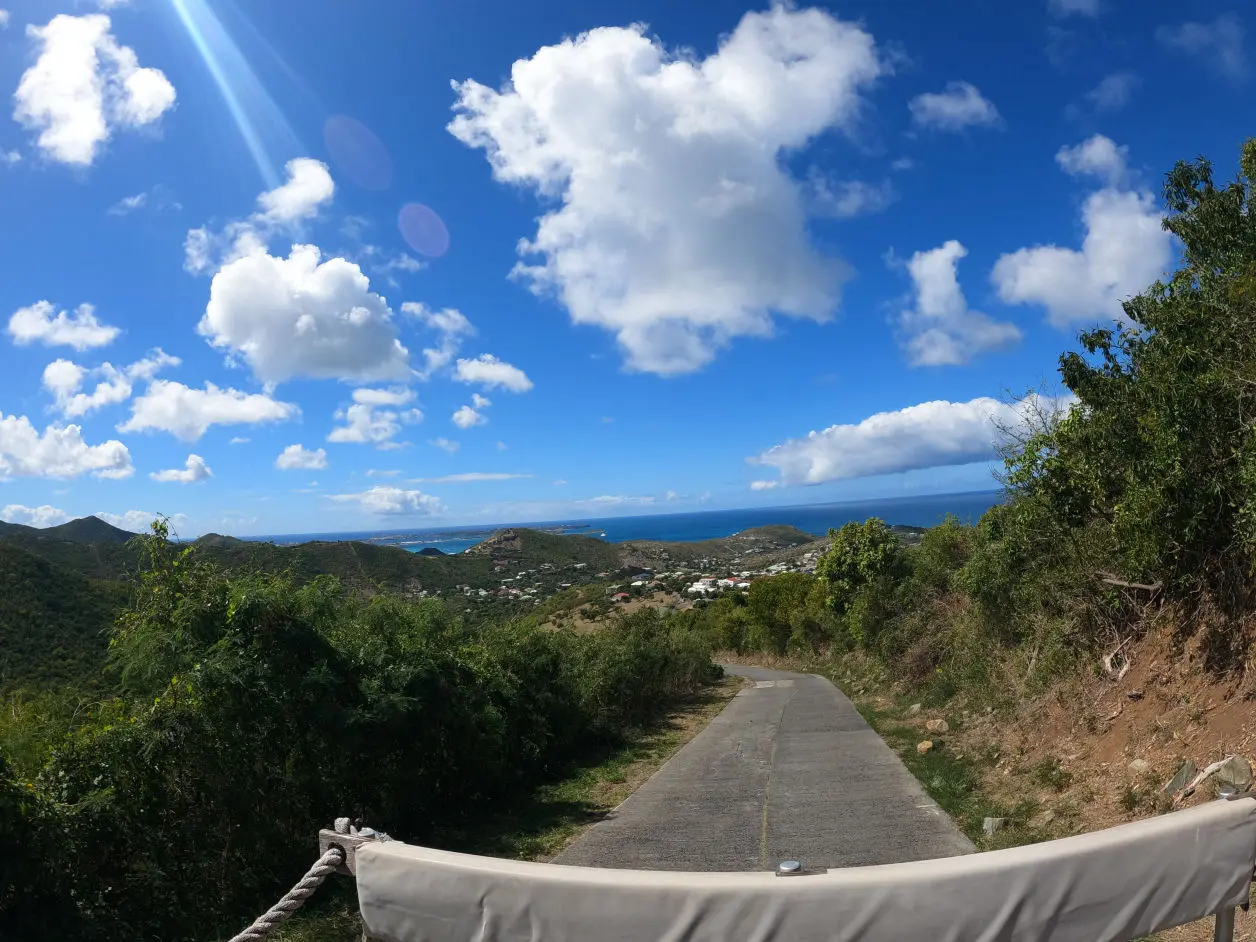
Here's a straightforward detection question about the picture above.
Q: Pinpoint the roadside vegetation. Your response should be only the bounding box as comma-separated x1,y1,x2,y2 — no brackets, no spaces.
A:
0,522,718,941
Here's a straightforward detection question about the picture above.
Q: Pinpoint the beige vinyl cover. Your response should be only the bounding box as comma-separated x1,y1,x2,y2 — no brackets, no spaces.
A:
357,797,1256,942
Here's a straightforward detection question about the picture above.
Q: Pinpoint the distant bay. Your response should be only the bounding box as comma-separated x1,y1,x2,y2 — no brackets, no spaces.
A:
253,489,1003,555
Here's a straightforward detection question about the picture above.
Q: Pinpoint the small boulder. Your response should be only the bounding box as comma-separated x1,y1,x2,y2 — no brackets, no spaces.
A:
1034,810,1057,828
926,719,950,734
917,740,934,755
983,817,1008,836
1214,756,1254,793
906,703,922,716
1128,759,1151,775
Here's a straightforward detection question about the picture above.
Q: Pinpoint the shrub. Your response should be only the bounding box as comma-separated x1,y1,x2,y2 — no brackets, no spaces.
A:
1,531,717,942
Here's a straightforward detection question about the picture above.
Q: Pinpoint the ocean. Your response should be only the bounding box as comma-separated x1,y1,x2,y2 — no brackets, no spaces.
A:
254,489,1003,555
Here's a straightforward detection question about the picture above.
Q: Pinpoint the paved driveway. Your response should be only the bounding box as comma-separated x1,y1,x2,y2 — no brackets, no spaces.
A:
553,665,973,871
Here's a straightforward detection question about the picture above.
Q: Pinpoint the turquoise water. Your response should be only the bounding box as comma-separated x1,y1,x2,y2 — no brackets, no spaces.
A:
256,490,1002,554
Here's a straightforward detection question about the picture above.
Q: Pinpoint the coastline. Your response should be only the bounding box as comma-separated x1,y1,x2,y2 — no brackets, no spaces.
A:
248,489,1003,555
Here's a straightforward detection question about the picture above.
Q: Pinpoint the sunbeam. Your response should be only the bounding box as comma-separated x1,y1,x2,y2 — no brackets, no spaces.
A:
168,0,300,188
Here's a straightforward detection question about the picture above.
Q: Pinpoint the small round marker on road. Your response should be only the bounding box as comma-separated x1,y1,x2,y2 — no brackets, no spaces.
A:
777,860,802,874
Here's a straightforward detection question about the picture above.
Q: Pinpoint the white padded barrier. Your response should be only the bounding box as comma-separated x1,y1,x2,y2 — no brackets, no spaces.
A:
357,797,1256,942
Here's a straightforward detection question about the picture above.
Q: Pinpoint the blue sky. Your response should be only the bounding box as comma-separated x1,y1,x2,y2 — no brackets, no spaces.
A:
0,0,1248,536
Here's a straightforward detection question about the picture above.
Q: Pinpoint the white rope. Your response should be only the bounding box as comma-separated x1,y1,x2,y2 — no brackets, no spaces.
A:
227,846,345,942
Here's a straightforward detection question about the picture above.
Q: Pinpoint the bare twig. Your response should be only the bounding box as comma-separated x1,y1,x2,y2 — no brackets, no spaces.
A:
1097,572,1162,592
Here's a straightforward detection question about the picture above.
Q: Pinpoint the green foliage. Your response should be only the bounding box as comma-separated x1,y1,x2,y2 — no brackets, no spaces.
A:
815,518,906,646
0,544,128,691
1011,139,1256,614
0,534,717,942
817,518,906,614
745,573,813,654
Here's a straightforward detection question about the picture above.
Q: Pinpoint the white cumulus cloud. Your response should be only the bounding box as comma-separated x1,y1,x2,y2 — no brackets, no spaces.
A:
184,159,336,275
349,386,413,407
0,412,132,478
43,348,178,417
199,243,411,385
909,81,1000,130
454,354,533,393
0,10,9,29
14,13,176,166
328,388,422,447
992,139,1171,328
1056,134,1128,186
255,157,334,223
329,486,444,516
751,395,1072,486
1,503,70,527
9,300,119,350
897,240,1020,366
150,453,211,483
119,380,298,441
275,444,327,470
430,437,459,454
449,4,886,374
452,405,487,429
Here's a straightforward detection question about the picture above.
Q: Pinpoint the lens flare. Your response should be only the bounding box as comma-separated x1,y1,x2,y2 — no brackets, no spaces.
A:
324,115,393,190
168,0,301,188
399,203,451,258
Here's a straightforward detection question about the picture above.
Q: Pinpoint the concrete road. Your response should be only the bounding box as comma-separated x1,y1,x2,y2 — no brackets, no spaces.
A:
553,665,973,872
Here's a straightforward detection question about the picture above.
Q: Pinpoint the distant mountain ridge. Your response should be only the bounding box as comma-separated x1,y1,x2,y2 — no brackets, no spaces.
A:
0,515,134,544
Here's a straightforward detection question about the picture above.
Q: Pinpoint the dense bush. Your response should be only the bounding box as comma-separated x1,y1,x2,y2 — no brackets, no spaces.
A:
1011,140,1256,611
0,528,717,942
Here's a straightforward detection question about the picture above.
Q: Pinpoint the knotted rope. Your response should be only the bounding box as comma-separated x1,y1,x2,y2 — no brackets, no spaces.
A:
227,845,345,942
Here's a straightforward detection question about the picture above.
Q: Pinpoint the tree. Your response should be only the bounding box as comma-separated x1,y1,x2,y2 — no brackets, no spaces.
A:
1010,138,1256,613
746,573,812,654
815,518,905,639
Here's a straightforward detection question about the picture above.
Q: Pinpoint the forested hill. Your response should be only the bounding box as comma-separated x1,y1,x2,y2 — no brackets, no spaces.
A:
0,543,130,691
0,516,835,691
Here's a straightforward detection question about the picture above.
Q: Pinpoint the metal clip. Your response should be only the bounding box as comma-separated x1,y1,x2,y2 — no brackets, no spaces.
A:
319,819,393,876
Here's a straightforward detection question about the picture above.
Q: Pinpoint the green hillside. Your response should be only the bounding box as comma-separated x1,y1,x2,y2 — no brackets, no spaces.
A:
465,527,624,570
0,544,129,690
0,523,622,688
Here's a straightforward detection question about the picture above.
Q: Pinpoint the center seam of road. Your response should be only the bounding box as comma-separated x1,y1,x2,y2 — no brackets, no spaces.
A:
759,684,800,870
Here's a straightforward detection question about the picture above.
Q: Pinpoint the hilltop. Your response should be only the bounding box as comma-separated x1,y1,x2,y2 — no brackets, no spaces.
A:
466,527,623,570
616,525,819,570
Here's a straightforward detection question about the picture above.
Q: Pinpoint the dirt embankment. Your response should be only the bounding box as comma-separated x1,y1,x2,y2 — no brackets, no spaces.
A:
896,622,1256,942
